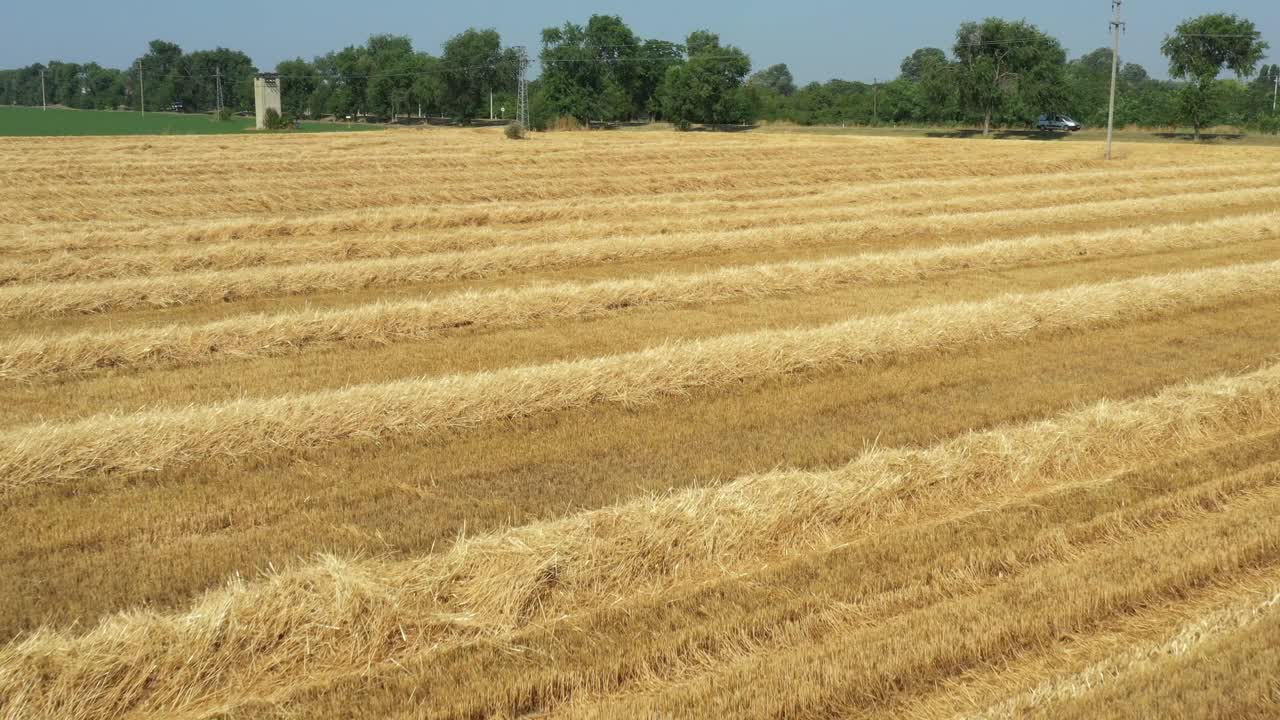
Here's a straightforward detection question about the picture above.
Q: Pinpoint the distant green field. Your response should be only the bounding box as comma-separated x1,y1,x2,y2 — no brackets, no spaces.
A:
0,106,385,136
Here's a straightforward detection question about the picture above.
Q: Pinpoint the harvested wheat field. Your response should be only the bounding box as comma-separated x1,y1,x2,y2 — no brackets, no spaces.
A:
1,128,1279,719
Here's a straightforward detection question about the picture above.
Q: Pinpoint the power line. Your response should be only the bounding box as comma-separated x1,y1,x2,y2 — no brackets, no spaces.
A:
1175,33,1265,39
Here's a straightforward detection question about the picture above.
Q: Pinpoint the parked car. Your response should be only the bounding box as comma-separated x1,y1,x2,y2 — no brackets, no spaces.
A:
1037,113,1082,132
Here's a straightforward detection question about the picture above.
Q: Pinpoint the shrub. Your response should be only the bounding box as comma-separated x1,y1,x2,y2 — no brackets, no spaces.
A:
216,107,234,122
263,109,296,131
504,122,527,140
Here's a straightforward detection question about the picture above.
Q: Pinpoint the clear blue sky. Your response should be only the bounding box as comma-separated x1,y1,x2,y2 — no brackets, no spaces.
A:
2,1,1276,82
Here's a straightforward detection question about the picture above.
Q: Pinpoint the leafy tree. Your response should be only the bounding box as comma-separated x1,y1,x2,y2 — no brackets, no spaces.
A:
586,15,643,117
133,40,184,111
440,28,506,123
953,19,1067,135
364,35,416,119
917,57,961,122
749,63,796,96
276,58,318,116
896,47,959,123
634,40,684,117
540,22,608,122
1120,62,1149,84
899,48,947,82
1074,47,1114,77
184,48,255,112
540,15,666,122
1162,13,1270,140
1063,48,1115,126
409,54,445,118
330,45,372,117
657,31,754,127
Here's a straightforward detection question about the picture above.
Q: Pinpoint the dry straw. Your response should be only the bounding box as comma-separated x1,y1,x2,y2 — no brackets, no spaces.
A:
3,164,1273,275
2,259,1280,490
4,361,1279,719
3,212,1277,382
0,152,1103,225
965,585,1280,720
4,187,1280,319
6,158,1264,256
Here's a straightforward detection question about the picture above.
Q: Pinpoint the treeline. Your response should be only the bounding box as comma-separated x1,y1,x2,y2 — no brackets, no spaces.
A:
755,55,1279,133
0,42,256,113
2,12,1275,133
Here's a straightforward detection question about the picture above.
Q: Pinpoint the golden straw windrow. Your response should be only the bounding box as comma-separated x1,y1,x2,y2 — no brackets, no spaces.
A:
2,362,1278,720
7,168,1280,283
2,260,1279,489
3,130,1279,719
7,158,1272,256
962,584,1280,720
3,213,1277,382
0,155,1110,224
5,187,1280,319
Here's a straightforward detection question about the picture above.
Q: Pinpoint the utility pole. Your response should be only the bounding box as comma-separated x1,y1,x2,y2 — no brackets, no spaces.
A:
1273,66,1278,114
1105,0,1124,160
40,69,46,110
489,91,494,121
137,61,145,116
215,66,223,112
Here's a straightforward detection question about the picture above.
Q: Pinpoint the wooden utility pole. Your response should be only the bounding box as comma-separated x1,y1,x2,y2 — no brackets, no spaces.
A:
40,69,46,110
1105,0,1124,160
138,61,145,116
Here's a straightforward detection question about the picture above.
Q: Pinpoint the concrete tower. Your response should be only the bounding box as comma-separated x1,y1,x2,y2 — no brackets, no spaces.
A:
254,73,282,129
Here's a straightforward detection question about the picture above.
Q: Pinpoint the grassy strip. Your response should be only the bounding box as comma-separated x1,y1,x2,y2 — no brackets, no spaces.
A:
0,106,385,137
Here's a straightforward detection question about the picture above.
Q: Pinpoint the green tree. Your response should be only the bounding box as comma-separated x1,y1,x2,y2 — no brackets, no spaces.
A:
440,28,505,123
899,48,947,82
634,39,684,118
918,57,961,122
586,15,643,117
331,44,373,117
539,15,659,123
657,31,753,128
540,22,607,122
953,19,1067,135
409,54,445,118
749,63,796,96
276,58,318,116
132,40,184,111
1120,62,1149,84
185,48,255,112
364,35,416,120
896,47,959,123
1063,48,1115,126
1162,13,1270,140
